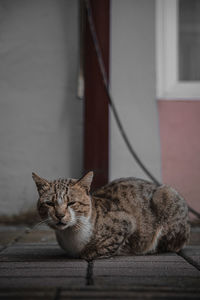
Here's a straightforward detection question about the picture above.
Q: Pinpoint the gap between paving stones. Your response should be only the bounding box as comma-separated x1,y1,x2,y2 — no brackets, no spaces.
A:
54,287,61,300
1,227,199,293
0,226,94,288
178,250,200,272
86,261,94,285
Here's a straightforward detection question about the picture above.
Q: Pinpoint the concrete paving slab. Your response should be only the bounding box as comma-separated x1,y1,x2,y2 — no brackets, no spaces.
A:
189,227,200,245
0,267,86,277
0,226,26,232
93,259,200,277
181,246,200,267
0,230,25,247
94,266,199,277
93,253,200,290
94,260,191,268
60,289,200,300
95,254,184,264
0,277,86,289
0,288,199,300
182,245,200,254
0,289,55,300
94,276,200,289
0,261,87,268
5,243,59,248
18,230,56,244
0,244,69,261
0,226,200,299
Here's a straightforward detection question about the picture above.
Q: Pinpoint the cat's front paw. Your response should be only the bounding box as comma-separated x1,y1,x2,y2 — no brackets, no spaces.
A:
80,253,95,261
80,251,114,261
80,250,99,261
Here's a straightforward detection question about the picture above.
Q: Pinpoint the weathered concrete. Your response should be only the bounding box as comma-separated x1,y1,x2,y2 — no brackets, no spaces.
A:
0,0,82,215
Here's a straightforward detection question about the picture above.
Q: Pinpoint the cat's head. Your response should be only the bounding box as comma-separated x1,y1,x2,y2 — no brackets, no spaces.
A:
32,171,93,230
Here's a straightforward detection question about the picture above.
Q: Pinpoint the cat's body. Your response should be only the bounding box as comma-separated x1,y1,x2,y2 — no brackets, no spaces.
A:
32,172,190,260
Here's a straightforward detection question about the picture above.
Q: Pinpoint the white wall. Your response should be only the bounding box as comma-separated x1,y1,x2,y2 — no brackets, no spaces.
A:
0,0,161,215
110,0,161,181
0,0,82,215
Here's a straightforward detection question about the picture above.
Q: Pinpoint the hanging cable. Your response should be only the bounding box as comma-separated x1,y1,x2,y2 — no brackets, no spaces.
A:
84,0,200,219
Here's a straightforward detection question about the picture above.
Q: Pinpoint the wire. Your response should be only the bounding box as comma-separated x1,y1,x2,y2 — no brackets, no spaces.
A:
84,0,200,219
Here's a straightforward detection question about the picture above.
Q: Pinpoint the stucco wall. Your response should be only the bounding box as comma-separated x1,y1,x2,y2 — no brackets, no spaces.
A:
110,0,161,181
0,0,82,215
158,100,200,212
0,0,161,216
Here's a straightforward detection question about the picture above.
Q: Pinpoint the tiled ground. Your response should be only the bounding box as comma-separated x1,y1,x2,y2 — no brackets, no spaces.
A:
0,225,200,299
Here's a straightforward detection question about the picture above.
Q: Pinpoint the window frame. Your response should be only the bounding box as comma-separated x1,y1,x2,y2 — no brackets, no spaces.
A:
156,0,200,100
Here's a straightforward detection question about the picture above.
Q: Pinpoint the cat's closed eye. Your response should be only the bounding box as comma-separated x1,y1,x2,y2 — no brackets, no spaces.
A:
45,201,54,206
67,201,75,207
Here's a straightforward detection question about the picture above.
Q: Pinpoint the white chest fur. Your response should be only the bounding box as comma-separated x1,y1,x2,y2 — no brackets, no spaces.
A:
55,217,93,257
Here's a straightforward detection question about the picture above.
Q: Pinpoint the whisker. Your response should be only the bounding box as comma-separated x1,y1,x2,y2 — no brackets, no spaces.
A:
34,218,49,228
26,218,50,233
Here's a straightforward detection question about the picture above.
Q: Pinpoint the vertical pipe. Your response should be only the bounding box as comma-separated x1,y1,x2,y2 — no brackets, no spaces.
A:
84,0,110,189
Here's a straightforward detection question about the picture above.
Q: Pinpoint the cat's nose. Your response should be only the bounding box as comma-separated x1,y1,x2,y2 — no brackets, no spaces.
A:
55,212,65,220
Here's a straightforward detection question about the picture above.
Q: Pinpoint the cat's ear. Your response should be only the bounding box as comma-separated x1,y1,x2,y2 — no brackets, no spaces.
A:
32,172,50,196
75,171,94,192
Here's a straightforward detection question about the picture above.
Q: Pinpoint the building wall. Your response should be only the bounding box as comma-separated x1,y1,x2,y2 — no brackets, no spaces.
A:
0,0,82,215
110,0,161,181
158,100,200,212
0,0,162,216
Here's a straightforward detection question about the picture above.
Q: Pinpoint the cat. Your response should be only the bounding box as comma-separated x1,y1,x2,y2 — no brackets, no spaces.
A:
32,171,190,260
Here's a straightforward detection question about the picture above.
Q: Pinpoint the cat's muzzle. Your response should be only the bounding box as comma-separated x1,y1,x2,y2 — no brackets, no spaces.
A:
55,221,68,230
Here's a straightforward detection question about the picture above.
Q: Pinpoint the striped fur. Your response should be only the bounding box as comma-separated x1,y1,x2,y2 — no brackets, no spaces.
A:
32,172,190,259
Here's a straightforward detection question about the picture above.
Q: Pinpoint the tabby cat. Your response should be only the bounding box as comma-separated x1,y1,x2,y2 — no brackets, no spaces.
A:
32,171,190,260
